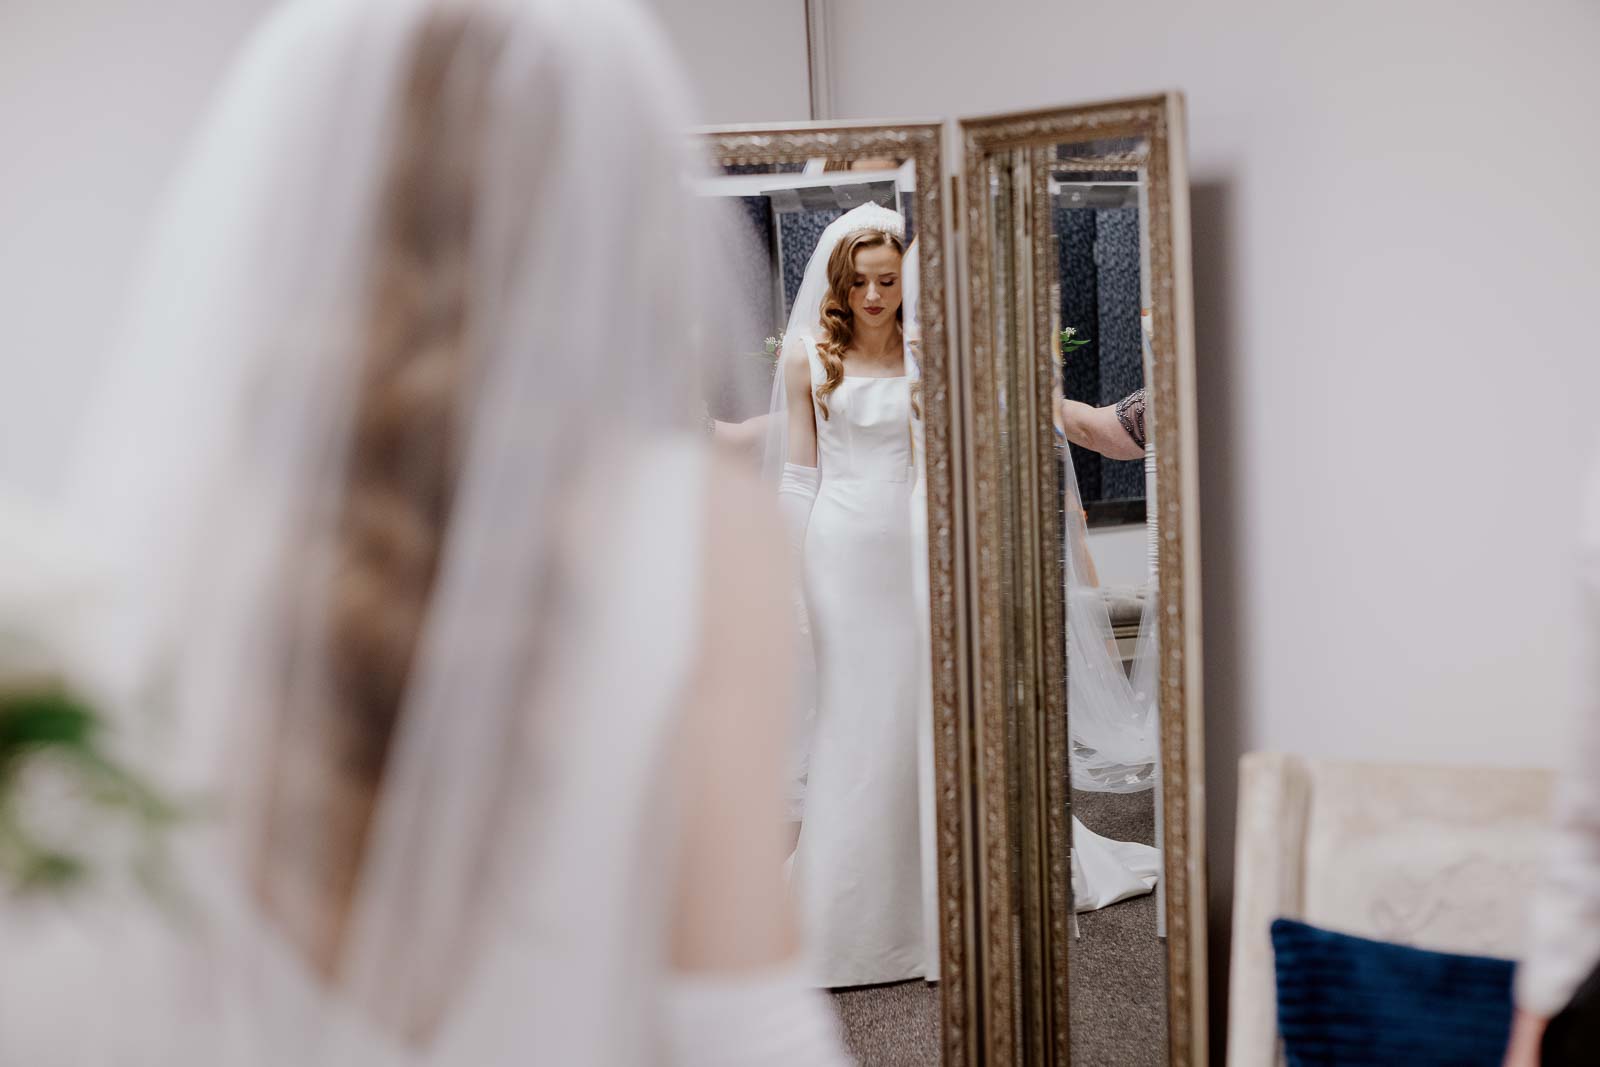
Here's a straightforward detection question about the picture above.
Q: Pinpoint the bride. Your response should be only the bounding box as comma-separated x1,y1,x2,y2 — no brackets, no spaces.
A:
0,1,852,1064
771,204,933,988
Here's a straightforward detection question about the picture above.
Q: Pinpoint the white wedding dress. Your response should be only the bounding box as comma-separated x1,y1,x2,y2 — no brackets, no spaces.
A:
789,335,929,988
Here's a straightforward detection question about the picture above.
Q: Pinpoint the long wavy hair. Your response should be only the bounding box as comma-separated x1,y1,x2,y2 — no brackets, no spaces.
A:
813,228,905,420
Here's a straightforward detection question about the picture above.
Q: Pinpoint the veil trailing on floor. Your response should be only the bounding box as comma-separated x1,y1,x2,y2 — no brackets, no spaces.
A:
1058,357,1163,911
1060,447,1160,794
1057,299,1161,795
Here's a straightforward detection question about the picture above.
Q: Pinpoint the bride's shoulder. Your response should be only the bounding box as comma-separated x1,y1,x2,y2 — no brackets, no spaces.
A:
781,333,819,361
781,335,819,386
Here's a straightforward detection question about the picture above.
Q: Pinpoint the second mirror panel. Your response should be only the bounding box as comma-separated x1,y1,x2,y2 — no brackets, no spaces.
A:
1046,134,1167,1067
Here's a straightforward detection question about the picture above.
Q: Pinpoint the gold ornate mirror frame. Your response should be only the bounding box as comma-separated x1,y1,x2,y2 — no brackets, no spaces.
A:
957,93,1208,1066
697,121,986,1066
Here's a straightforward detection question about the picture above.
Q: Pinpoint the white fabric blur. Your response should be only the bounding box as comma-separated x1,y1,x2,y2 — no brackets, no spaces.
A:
1516,457,1600,1016
0,448,853,1066
0,0,852,1063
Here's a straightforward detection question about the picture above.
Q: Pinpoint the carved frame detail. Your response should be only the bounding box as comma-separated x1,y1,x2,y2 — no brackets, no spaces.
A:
958,94,1208,1067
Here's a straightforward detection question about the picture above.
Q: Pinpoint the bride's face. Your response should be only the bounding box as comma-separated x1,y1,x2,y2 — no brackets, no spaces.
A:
848,243,903,328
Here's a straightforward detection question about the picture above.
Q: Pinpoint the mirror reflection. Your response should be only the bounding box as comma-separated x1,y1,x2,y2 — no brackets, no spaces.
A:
1048,138,1167,1065
696,158,941,1050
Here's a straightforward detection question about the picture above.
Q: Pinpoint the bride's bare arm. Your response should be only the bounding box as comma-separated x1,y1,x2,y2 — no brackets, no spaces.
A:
669,454,800,971
784,346,818,468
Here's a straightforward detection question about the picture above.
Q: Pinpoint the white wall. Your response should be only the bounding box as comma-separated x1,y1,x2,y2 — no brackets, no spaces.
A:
0,0,808,508
819,0,1600,1052
0,0,275,502
1087,523,1151,589
643,0,810,124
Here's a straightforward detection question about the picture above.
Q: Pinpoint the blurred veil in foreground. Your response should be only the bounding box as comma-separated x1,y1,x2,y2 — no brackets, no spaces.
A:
0,0,845,1063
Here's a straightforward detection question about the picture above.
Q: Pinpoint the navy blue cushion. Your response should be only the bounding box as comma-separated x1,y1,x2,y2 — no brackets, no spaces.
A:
1270,918,1515,1066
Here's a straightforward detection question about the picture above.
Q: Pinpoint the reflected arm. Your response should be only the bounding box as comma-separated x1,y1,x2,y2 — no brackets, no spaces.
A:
711,413,773,469
783,346,817,468
1055,395,1145,462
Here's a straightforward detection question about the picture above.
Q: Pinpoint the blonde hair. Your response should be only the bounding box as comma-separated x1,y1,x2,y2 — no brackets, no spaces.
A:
258,9,501,980
813,228,905,420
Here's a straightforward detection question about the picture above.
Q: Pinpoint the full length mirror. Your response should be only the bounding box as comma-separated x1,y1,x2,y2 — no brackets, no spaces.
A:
962,95,1206,1066
1052,132,1169,1067
695,124,970,1066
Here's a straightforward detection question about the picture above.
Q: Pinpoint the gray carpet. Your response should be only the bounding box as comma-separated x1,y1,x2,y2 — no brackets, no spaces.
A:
827,791,1166,1065
832,980,940,1066
1070,788,1167,1066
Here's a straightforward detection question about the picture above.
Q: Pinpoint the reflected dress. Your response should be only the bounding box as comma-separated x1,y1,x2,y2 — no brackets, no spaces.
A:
790,335,929,988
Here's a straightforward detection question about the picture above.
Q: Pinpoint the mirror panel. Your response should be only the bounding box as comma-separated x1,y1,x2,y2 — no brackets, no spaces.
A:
695,124,976,1067
1048,132,1168,1067
961,94,1205,1067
